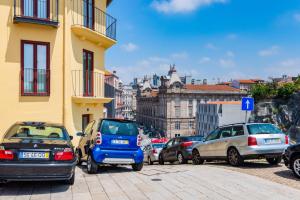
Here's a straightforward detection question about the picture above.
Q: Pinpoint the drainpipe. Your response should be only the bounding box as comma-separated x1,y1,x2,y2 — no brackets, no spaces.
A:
62,0,66,126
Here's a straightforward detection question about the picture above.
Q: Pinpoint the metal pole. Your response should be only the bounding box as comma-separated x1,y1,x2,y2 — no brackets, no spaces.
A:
245,111,248,123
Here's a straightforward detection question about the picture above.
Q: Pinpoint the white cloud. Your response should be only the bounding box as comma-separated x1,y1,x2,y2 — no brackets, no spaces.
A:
258,46,279,57
198,57,211,64
265,58,300,77
121,43,138,52
171,52,189,59
151,0,228,14
226,33,238,40
294,13,300,22
219,58,235,68
226,51,235,57
205,43,218,50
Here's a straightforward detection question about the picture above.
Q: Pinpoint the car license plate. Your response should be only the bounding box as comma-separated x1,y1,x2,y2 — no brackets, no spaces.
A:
265,138,281,145
19,152,49,159
111,140,129,145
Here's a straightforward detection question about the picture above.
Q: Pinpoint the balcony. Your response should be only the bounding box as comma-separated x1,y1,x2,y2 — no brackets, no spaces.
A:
21,68,50,96
71,70,112,105
72,0,117,48
14,0,59,27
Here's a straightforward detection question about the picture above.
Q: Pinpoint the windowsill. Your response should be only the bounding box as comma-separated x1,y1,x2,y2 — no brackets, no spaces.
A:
14,16,59,27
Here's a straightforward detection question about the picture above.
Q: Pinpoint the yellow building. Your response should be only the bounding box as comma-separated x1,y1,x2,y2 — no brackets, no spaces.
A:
0,0,116,143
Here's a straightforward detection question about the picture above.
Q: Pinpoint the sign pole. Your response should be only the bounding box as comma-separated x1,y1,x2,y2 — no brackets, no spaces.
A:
245,110,248,123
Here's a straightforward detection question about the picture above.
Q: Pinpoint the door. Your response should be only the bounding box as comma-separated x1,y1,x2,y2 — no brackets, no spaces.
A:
83,0,94,29
217,126,234,157
82,114,90,132
79,120,95,159
83,50,94,97
162,139,174,161
168,137,181,161
200,129,221,157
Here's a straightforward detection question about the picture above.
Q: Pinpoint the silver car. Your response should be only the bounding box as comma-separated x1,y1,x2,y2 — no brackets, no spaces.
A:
143,143,165,165
192,123,289,166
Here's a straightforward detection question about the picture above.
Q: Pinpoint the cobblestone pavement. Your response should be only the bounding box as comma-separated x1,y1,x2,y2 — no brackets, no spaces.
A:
0,164,300,200
205,160,300,190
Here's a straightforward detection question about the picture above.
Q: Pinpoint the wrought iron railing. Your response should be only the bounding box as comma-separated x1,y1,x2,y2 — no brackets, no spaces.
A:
72,0,117,40
72,70,105,98
21,68,50,96
14,0,59,26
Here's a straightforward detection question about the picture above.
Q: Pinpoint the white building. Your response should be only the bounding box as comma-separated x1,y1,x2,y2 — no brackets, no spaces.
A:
196,101,250,136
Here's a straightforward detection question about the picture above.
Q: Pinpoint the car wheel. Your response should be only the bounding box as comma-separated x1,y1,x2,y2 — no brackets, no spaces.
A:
75,149,82,166
87,154,98,174
148,157,154,165
192,149,204,165
65,172,75,185
177,153,187,164
227,148,243,166
132,163,143,171
159,154,164,165
266,156,282,165
291,155,300,179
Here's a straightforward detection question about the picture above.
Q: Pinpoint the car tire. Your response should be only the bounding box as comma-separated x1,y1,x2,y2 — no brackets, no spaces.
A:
227,148,244,167
159,154,164,165
266,156,282,165
177,153,187,164
65,172,75,185
87,154,98,174
148,157,154,165
192,149,204,165
75,149,83,166
291,155,300,179
132,163,143,171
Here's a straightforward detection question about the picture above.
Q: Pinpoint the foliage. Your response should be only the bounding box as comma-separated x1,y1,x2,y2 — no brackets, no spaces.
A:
277,83,297,99
250,83,277,101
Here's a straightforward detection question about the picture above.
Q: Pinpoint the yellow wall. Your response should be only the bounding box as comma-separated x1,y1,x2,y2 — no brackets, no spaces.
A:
0,0,114,144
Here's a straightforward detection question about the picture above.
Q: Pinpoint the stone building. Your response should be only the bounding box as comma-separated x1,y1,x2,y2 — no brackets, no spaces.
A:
136,66,247,138
122,84,135,120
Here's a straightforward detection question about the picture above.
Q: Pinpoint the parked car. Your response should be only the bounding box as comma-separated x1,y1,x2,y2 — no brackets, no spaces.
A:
192,123,289,166
158,136,204,165
283,143,300,178
143,143,165,165
288,117,300,145
0,122,76,184
76,119,144,173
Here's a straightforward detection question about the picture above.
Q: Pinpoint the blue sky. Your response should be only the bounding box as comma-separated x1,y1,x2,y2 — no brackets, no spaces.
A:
105,0,300,84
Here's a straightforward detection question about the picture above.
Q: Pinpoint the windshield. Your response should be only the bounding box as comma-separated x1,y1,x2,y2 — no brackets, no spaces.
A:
152,144,165,148
5,124,68,140
100,120,138,136
247,124,283,135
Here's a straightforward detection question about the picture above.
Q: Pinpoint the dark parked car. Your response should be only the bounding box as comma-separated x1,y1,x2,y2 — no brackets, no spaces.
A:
283,143,300,178
76,119,144,174
288,118,300,145
158,136,203,165
0,122,76,185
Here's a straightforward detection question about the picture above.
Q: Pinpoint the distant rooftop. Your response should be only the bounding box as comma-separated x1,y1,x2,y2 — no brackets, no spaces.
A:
185,84,240,92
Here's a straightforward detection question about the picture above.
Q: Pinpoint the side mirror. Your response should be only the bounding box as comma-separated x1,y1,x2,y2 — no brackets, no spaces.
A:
76,132,84,137
69,136,73,140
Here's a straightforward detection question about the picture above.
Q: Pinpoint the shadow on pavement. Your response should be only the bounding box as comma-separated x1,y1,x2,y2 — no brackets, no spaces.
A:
205,160,283,169
274,170,300,181
77,163,133,175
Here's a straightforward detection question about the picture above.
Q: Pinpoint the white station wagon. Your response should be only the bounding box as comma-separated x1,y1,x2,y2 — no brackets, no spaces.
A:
192,123,289,166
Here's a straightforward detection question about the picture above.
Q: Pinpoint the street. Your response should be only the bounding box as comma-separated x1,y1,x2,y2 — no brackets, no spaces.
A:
1,162,300,200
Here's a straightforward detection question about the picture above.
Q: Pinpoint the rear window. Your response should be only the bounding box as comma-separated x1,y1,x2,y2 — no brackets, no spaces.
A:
186,136,204,141
5,124,68,140
152,144,165,148
247,124,283,135
99,120,138,136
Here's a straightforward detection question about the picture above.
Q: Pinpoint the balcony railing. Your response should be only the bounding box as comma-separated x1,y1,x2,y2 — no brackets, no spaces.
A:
72,70,105,98
14,0,59,27
21,68,50,96
72,0,117,41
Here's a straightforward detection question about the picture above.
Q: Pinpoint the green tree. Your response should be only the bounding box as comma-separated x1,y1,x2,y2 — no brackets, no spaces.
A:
277,82,297,99
251,83,276,101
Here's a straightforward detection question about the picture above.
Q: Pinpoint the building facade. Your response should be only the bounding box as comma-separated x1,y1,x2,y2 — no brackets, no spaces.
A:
122,85,134,120
104,70,121,118
136,66,246,138
0,0,116,143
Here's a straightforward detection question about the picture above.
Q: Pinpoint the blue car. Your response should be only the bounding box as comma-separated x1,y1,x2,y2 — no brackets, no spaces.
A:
76,119,144,174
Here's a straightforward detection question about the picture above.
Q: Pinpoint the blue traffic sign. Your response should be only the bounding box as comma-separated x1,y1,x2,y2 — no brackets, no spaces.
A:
241,97,254,111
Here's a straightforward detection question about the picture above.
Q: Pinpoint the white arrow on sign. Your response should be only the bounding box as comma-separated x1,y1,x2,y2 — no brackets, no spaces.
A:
246,100,250,109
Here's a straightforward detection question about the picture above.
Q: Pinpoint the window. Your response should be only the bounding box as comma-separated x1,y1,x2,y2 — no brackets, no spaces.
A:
83,50,94,96
232,126,244,136
22,0,49,19
188,99,193,117
83,0,94,29
175,98,181,118
220,127,232,138
189,121,194,129
175,121,181,130
166,139,174,148
21,40,50,96
205,129,220,141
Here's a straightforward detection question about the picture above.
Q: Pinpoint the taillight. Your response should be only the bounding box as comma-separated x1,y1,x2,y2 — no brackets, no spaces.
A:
152,149,157,154
54,148,74,161
0,150,14,160
248,137,257,146
137,135,142,146
181,141,193,148
96,132,102,145
285,135,289,145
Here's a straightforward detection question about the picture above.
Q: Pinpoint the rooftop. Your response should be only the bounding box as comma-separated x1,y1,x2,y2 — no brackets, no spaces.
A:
185,84,240,92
